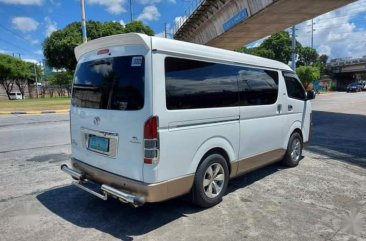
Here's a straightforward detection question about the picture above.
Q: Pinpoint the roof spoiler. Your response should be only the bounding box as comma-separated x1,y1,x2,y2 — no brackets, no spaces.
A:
74,33,150,61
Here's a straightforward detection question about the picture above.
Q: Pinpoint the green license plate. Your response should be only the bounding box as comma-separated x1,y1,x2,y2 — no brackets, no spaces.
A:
88,135,109,152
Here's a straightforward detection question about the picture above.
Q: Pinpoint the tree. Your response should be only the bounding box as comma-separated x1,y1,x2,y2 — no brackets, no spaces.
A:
0,54,39,99
260,31,302,64
296,66,320,89
48,71,73,97
313,54,329,74
0,54,15,99
237,46,275,59
237,31,301,64
318,54,328,65
124,21,154,36
13,60,31,99
297,47,318,66
43,20,154,71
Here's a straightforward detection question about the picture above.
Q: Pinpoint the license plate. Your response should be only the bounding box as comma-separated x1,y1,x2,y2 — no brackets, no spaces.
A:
88,135,109,152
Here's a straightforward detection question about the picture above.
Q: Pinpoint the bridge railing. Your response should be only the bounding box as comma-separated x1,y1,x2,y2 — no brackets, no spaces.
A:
329,56,366,66
171,0,204,37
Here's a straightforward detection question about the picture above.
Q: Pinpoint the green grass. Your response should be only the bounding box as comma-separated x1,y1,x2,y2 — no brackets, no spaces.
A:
0,97,70,112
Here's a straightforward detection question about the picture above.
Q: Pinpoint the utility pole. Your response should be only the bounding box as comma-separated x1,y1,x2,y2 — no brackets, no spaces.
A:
311,19,315,48
164,23,167,38
130,0,133,22
291,25,296,70
80,0,87,43
34,63,39,98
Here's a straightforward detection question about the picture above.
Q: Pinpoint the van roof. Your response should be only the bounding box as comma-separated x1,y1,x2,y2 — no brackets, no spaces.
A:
75,33,292,72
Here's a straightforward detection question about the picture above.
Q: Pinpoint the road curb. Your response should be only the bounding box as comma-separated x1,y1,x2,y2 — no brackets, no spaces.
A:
0,109,69,115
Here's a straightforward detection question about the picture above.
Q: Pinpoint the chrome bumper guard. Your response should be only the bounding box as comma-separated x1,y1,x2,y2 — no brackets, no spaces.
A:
61,164,145,207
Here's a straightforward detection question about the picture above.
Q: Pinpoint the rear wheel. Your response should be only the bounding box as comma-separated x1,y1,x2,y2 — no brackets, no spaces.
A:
192,154,229,208
282,132,303,167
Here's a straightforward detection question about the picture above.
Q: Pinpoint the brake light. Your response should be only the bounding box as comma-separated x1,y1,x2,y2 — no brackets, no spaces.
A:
144,116,159,164
97,49,109,55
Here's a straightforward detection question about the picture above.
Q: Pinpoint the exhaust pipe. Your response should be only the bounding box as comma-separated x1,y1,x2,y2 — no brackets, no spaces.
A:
61,164,84,180
61,164,145,207
101,184,145,207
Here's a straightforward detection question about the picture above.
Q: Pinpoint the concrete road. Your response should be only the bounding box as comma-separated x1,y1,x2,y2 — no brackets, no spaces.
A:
0,93,365,241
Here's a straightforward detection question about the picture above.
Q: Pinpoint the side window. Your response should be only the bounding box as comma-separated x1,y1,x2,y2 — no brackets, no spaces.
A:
284,75,306,100
165,57,239,110
237,68,279,106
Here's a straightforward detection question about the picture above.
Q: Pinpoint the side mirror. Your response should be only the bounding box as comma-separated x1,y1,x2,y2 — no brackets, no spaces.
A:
306,90,316,100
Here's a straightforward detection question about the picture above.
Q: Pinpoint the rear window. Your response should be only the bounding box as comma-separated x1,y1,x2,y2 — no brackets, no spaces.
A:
72,55,144,110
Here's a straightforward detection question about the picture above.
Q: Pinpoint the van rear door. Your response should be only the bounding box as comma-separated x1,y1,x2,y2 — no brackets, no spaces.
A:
70,44,151,182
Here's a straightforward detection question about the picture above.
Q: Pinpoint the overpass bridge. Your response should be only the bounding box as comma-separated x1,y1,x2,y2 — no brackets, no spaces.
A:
329,57,366,74
328,57,366,90
173,0,355,50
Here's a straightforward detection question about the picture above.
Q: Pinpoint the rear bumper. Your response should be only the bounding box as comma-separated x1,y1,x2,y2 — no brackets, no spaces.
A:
63,158,194,203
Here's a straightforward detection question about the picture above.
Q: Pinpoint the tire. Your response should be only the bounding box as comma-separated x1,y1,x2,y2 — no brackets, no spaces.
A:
282,132,303,167
191,154,229,208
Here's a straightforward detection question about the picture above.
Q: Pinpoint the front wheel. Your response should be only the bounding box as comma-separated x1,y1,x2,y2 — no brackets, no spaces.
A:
282,132,303,167
191,154,229,208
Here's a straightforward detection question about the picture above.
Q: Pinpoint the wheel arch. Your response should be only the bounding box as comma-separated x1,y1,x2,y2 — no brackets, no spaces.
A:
189,137,236,176
284,121,303,147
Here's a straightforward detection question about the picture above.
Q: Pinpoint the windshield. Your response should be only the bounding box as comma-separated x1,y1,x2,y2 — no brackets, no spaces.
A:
72,55,145,110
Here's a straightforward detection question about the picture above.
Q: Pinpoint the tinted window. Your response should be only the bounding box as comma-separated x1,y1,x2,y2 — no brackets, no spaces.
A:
72,55,144,110
284,75,305,100
165,57,239,109
238,68,278,105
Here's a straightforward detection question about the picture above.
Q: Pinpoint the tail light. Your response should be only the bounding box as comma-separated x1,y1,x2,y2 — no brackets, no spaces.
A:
144,116,159,164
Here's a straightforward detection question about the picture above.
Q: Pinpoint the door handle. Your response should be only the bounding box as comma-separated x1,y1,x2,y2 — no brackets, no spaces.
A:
277,104,282,113
288,105,293,111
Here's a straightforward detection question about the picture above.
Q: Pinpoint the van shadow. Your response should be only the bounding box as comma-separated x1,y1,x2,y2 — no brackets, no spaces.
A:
36,163,282,240
37,185,202,241
305,110,366,168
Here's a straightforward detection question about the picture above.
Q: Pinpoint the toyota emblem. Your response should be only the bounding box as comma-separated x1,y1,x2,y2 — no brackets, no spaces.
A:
93,116,101,126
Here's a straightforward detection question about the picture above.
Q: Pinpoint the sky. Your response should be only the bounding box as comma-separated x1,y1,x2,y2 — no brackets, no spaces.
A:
0,0,365,64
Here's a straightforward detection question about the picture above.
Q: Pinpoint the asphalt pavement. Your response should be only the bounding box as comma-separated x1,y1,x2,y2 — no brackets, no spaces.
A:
0,113,70,202
0,92,365,241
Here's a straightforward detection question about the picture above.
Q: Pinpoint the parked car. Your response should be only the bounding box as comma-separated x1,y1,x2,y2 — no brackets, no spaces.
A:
9,92,23,100
346,82,362,92
358,80,366,91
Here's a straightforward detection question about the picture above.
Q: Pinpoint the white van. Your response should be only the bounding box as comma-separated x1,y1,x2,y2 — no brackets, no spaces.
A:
61,33,314,207
9,92,23,100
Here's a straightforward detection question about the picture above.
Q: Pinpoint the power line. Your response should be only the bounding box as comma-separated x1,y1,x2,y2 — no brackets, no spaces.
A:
0,38,35,55
0,24,31,43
